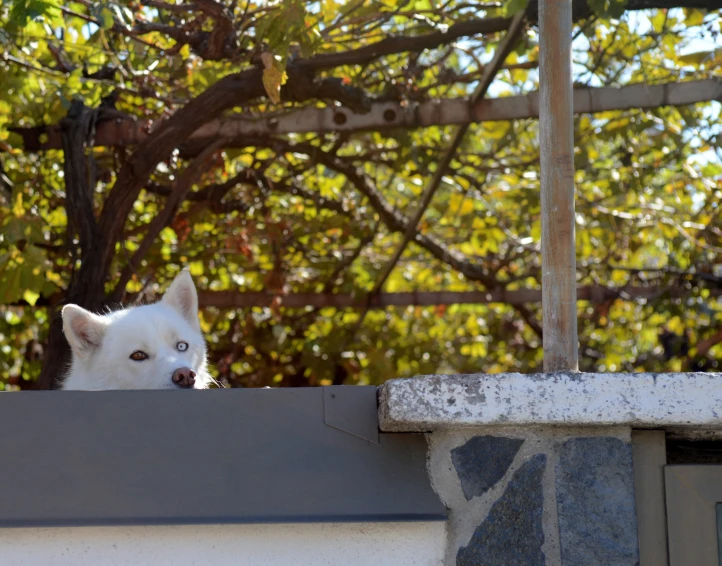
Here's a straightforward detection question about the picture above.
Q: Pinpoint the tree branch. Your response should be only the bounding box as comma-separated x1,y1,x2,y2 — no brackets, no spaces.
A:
694,328,722,359
301,0,721,72
370,11,526,296
133,0,239,60
145,166,358,223
111,139,225,301
525,0,722,24
60,101,100,265
145,168,257,202
79,68,266,301
194,0,236,61
254,137,498,288
300,16,513,71
140,0,196,11
514,303,543,339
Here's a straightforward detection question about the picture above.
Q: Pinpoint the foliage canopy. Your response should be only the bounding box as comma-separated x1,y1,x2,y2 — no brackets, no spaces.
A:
0,0,721,389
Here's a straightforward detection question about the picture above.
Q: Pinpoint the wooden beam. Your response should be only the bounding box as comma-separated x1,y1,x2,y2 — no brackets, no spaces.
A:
10,79,722,152
539,0,578,371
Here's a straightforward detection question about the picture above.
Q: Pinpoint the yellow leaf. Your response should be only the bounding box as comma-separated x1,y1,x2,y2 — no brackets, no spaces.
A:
684,8,705,26
12,192,23,217
23,290,40,306
261,52,287,105
448,193,474,216
189,261,204,276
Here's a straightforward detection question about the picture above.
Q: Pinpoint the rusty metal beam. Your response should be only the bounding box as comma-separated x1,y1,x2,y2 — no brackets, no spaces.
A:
193,285,715,309
8,284,717,309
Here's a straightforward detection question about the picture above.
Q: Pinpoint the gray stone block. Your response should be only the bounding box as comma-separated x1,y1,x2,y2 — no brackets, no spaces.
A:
556,437,640,566
451,436,524,500
457,453,547,566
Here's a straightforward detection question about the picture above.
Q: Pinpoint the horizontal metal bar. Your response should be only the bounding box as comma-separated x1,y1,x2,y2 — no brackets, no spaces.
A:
193,285,719,309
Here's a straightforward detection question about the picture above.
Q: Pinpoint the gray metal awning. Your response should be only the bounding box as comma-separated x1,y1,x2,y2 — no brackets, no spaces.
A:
0,386,446,527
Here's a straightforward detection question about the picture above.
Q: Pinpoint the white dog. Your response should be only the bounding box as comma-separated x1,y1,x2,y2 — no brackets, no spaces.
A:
61,270,212,390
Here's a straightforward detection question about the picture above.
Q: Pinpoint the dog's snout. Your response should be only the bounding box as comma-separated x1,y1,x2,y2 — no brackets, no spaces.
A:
172,367,196,389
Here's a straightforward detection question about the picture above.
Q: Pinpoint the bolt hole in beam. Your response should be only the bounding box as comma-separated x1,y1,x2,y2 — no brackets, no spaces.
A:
383,109,397,122
333,112,347,125
539,0,579,372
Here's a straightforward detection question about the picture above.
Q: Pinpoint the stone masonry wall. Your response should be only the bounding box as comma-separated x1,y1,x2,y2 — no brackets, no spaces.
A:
427,426,640,566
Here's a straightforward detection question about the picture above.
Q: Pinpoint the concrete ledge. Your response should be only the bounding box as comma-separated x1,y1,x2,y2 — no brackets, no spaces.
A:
378,372,722,433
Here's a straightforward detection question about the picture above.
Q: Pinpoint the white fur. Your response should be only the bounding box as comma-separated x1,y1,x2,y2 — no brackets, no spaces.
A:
61,270,212,390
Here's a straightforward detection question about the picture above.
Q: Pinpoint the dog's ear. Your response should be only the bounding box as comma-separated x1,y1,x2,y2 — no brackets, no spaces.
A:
163,269,200,330
62,305,108,359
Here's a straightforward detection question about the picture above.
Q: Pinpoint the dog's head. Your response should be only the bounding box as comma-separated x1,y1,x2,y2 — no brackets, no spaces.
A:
61,270,212,390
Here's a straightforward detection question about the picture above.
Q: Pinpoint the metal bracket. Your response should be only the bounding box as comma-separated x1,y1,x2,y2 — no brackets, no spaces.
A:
323,386,380,445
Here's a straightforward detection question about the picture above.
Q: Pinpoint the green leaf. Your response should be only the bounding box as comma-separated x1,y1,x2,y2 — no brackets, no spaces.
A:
587,0,628,19
3,217,44,244
6,0,61,36
0,266,23,304
98,7,115,30
503,0,527,16
0,250,44,303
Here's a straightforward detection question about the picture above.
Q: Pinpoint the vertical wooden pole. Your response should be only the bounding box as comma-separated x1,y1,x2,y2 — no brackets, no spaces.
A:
539,0,578,371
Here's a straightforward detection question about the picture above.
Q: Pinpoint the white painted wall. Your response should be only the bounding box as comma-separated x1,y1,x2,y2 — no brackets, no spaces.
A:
1,522,446,566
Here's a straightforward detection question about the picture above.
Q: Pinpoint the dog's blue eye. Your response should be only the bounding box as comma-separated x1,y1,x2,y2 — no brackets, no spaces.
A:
130,351,148,361
177,341,189,352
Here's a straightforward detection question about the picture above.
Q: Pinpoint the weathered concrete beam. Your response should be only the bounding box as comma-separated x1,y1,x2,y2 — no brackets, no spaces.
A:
11,79,721,152
378,372,722,434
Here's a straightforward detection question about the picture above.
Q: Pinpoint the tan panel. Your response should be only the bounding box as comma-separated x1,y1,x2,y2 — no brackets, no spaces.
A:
665,465,722,566
632,430,669,566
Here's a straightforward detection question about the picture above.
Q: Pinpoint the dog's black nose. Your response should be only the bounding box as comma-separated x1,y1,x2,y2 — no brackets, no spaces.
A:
172,367,196,389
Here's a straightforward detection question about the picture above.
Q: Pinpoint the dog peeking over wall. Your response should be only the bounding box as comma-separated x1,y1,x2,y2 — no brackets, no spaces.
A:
60,270,213,390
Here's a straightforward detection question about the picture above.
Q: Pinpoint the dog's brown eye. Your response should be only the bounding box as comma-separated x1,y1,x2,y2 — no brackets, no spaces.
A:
176,341,189,352
130,351,148,361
